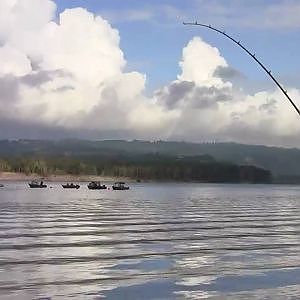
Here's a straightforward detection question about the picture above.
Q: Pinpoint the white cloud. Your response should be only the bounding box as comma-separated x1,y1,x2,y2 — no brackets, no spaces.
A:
0,0,300,146
41,8,125,85
0,44,31,76
178,37,228,87
155,37,300,145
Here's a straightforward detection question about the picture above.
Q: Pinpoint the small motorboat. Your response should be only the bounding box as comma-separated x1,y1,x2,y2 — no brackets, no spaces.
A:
29,181,47,188
112,182,129,190
0,184,4,188
87,181,107,190
62,183,80,189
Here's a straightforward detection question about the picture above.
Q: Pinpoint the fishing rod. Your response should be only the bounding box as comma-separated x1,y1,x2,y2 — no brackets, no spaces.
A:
183,22,300,116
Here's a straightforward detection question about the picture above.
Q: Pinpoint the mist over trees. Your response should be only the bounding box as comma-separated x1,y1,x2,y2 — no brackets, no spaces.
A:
1,139,300,176
0,150,271,183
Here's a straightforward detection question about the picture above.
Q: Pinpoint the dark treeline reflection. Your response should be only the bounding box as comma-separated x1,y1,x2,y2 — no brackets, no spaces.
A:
0,154,271,183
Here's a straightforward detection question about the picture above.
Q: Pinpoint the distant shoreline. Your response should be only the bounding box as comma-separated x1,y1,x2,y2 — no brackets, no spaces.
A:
0,172,134,183
1,172,297,185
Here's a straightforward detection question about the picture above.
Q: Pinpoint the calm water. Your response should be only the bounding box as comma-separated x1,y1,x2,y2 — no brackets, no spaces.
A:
1,182,300,299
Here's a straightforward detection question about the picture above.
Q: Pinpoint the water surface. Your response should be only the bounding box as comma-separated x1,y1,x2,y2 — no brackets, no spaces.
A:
1,182,300,299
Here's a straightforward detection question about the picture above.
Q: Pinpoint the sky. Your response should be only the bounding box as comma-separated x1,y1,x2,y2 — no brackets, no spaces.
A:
0,0,300,146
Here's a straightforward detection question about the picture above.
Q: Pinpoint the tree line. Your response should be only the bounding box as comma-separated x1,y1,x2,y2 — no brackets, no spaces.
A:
0,154,272,183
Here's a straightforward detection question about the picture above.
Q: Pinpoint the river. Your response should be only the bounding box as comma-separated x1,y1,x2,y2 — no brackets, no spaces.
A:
1,182,300,299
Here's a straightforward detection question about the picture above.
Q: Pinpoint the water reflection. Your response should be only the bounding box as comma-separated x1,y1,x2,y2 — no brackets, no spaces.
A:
1,183,300,299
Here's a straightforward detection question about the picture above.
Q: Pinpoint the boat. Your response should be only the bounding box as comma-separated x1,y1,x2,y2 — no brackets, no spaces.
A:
29,181,47,188
87,181,107,190
112,182,130,190
62,183,80,189
0,184,4,188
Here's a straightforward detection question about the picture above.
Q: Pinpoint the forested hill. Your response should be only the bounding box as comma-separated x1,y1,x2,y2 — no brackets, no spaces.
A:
0,139,300,176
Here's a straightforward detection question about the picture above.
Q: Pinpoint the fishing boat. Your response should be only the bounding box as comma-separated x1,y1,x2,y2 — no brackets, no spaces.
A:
112,182,129,190
29,181,47,188
62,183,80,189
87,181,107,190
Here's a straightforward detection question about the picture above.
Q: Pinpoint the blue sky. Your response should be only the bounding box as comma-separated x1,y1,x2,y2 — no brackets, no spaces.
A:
55,0,300,92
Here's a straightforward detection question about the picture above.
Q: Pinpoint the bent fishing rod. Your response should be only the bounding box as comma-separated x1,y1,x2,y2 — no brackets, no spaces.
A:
183,22,300,116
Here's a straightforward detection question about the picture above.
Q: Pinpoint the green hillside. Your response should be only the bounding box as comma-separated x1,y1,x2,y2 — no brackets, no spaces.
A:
0,139,300,178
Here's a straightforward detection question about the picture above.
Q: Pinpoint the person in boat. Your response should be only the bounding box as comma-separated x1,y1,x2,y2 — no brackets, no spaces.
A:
29,180,47,188
88,181,107,189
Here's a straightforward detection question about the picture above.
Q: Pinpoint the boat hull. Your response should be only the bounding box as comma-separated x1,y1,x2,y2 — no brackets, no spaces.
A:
88,186,107,190
112,186,129,190
62,185,80,189
29,184,47,188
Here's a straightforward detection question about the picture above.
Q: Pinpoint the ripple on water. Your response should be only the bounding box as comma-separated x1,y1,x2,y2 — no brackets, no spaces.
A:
1,182,300,299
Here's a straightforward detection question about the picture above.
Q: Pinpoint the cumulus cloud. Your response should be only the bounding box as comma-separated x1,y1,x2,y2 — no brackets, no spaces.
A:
213,66,245,81
154,37,300,146
178,37,228,88
0,0,176,138
0,0,300,147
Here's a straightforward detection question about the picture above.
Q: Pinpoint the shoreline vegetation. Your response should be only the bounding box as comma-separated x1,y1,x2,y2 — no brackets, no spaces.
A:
0,171,271,184
0,172,273,184
0,157,271,184
0,172,133,182
0,140,275,184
